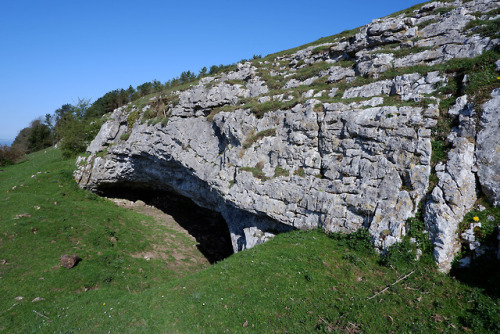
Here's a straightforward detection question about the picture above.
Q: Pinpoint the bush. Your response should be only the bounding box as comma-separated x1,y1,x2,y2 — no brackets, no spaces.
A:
380,238,419,270
0,145,24,166
59,118,102,158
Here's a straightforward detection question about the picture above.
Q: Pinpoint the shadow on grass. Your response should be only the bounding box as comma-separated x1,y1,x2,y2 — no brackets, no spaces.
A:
451,255,500,298
96,185,234,264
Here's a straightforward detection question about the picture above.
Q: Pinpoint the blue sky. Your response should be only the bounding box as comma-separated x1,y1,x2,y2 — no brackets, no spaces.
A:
0,0,423,142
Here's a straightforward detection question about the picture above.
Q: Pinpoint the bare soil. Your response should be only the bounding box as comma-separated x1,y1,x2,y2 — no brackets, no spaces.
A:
109,196,233,275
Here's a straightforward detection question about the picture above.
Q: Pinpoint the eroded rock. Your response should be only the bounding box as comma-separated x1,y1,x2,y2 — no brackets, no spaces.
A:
74,0,500,272
476,89,500,206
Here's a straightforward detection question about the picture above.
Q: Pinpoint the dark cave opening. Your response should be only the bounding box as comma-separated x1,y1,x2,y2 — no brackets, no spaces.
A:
96,184,234,264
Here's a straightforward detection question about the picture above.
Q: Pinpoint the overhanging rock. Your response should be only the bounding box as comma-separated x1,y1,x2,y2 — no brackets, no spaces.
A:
75,0,500,271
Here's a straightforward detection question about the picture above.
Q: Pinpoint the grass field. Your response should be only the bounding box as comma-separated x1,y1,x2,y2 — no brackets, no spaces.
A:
1,149,499,333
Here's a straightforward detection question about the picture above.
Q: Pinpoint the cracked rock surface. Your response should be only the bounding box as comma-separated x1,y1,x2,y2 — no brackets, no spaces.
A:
75,0,499,271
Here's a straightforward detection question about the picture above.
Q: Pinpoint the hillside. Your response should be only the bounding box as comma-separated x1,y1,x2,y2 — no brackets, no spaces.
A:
75,0,499,272
2,0,500,332
0,149,499,332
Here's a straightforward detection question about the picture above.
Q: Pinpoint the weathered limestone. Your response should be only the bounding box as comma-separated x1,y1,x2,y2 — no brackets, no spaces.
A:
342,72,446,100
355,53,394,78
424,96,478,272
476,89,500,206
75,0,499,271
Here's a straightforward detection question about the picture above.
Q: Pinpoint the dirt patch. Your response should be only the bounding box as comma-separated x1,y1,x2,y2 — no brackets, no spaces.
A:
109,197,231,274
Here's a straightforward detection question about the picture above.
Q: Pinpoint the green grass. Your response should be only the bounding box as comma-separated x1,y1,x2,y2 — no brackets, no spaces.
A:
374,45,434,58
293,167,305,177
242,129,276,149
431,140,450,166
245,98,300,119
292,62,333,81
239,162,269,181
311,45,330,55
0,149,209,332
0,149,499,332
120,132,130,141
433,6,454,16
274,166,289,178
261,27,360,61
466,18,500,39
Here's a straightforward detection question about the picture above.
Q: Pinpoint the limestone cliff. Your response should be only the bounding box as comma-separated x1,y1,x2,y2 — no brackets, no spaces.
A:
75,0,500,272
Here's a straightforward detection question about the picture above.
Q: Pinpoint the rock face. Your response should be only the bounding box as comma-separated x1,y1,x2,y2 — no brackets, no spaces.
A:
75,0,499,271
424,98,477,272
476,89,500,206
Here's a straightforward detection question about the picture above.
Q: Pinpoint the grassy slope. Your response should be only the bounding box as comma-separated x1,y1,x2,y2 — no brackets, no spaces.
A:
0,149,208,332
0,149,499,333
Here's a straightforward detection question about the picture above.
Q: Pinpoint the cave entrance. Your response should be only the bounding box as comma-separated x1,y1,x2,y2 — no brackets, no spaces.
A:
97,184,234,264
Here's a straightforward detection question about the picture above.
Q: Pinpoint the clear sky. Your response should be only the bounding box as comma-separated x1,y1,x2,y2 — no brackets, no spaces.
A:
0,0,423,142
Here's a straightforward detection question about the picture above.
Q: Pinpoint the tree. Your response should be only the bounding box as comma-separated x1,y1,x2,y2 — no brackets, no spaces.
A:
152,79,163,93
199,66,208,78
54,104,75,142
11,118,52,154
27,119,52,152
126,85,138,102
137,82,153,97
209,65,219,75
73,98,91,119
11,127,31,154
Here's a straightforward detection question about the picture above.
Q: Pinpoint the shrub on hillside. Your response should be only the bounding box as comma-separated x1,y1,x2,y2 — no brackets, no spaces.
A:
0,145,24,166
11,119,53,155
59,118,102,158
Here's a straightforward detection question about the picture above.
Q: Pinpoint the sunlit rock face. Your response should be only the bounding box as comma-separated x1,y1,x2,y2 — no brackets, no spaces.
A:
75,0,499,272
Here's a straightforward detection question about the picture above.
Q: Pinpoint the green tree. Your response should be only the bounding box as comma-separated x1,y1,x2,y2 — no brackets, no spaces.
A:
27,119,52,152
137,82,153,97
12,127,32,153
152,79,163,93
199,66,208,78
209,65,219,75
73,98,91,119
54,104,75,141
11,118,53,154
126,85,137,102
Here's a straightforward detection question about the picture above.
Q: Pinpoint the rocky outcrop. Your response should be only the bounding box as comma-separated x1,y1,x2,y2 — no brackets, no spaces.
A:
75,0,499,271
424,98,477,272
476,89,500,206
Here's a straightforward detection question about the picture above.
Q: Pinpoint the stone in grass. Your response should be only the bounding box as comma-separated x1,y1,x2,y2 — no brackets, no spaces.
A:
60,254,81,269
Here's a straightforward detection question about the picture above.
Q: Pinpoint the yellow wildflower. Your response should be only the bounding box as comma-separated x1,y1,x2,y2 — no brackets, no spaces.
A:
473,216,480,222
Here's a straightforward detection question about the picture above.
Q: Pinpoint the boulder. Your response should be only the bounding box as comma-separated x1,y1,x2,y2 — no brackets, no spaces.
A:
60,254,81,269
